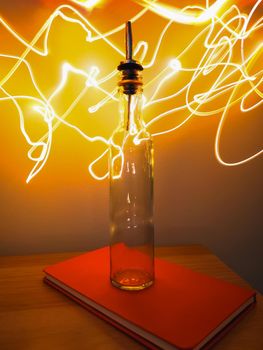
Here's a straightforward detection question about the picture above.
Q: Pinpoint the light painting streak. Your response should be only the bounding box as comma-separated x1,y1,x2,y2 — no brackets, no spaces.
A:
0,0,262,182
71,0,102,9
135,0,228,25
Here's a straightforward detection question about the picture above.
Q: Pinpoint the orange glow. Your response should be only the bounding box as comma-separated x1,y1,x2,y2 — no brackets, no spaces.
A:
0,0,262,184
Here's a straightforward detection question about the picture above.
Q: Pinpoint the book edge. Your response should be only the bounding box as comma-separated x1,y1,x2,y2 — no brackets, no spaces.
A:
44,274,256,350
44,276,164,350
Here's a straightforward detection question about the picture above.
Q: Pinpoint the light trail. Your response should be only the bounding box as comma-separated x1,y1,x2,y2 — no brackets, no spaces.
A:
135,0,229,25
0,0,262,182
71,0,102,9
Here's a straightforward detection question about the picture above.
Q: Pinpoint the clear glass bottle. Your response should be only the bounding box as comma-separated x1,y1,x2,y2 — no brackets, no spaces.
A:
109,67,154,291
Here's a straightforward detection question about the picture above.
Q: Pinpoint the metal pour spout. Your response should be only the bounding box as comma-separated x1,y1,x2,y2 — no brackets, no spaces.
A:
117,21,143,97
126,21,133,61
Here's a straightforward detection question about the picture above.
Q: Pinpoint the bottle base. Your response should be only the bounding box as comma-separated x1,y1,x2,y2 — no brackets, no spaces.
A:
111,269,154,291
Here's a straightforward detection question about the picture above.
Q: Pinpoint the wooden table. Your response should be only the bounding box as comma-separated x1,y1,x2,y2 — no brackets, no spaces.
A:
0,245,262,350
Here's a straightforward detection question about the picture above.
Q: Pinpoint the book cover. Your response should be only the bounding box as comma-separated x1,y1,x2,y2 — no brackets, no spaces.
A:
44,247,256,350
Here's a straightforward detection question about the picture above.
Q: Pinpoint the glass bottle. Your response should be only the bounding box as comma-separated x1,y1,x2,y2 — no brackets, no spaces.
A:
109,24,154,290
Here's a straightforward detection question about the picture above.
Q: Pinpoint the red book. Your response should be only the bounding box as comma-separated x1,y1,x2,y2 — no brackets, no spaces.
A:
43,247,256,350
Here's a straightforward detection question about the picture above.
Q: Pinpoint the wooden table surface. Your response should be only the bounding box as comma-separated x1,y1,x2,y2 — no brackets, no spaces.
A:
0,245,262,350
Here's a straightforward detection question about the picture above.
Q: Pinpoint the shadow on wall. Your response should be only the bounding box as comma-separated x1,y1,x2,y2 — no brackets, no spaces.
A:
155,225,263,294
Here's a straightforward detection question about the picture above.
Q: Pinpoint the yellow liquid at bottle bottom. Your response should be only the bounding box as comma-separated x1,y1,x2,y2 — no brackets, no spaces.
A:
111,269,154,291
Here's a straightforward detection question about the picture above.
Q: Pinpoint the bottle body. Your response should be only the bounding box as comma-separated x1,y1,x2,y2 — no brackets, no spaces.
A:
109,90,154,290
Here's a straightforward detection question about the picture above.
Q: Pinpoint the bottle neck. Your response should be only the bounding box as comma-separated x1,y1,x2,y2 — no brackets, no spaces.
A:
119,87,143,134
